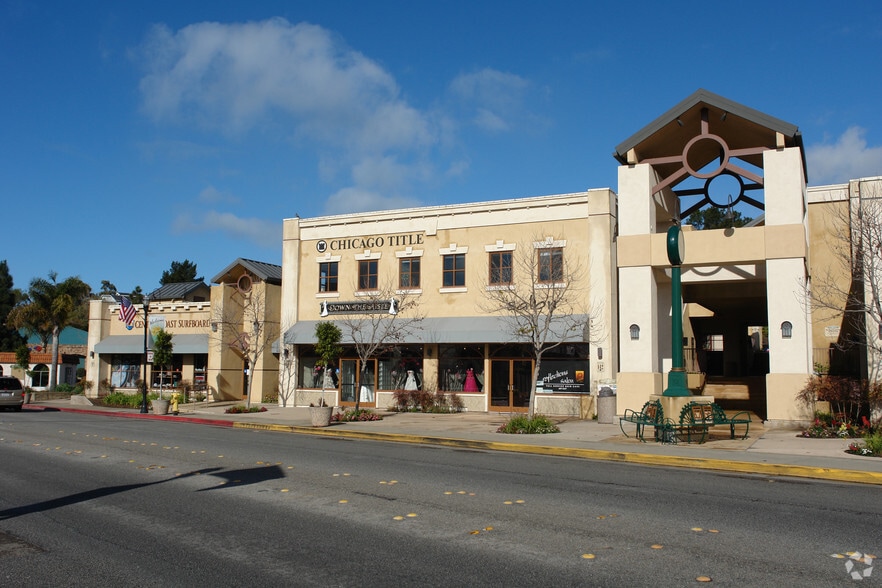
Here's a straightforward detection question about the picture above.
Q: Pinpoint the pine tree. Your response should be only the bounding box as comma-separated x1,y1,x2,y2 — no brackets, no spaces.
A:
0,261,26,351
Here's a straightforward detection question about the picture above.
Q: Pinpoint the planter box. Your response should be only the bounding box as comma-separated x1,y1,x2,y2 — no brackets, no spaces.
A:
151,399,170,415
309,406,333,427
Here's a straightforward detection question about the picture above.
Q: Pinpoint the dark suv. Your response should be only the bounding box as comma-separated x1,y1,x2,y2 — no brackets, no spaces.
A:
0,376,24,411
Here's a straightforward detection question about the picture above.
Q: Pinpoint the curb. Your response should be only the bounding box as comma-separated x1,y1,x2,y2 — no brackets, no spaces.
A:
231,422,882,486
23,404,234,428
22,405,882,486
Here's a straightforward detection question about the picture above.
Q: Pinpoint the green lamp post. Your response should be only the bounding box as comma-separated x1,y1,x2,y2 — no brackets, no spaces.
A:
663,224,690,397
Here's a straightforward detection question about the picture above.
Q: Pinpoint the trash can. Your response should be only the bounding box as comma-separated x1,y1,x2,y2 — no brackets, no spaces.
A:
596,386,616,424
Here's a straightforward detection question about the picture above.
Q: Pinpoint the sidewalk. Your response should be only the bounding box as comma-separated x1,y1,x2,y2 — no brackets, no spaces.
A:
22,399,882,485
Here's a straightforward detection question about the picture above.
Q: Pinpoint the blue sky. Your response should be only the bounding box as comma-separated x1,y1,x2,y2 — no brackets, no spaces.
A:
2,1,881,294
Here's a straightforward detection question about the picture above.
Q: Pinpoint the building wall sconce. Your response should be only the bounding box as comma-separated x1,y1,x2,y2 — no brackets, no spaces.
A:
89,351,94,359
629,324,640,340
283,348,289,359
426,346,433,358
781,321,792,339
211,322,218,332
597,347,603,360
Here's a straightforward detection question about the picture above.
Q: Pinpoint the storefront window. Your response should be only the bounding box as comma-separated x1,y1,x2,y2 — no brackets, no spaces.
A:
537,344,589,394
378,346,423,390
31,364,49,388
193,354,207,390
111,354,141,388
438,345,484,392
152,355,183,389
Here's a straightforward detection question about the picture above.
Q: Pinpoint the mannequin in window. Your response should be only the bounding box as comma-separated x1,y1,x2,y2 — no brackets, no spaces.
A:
404,369,420,390
463,368,480,392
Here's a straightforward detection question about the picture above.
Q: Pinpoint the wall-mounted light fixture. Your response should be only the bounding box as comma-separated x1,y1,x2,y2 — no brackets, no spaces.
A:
781,321,793,339
283,348,289,359
426,346,433,358
629,324,640,340
90,351,95,359
211,322,218,332
597,347,603,360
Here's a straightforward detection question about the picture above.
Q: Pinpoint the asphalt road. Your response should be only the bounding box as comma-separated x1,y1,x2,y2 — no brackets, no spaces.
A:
0,411,879,586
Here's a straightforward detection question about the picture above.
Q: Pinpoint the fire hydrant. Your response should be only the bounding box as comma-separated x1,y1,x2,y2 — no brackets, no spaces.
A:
171,392,180,415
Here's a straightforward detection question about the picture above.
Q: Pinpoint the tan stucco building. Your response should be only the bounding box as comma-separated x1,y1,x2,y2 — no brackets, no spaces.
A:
84,90,879,426
86,259,281,405
279,89,880,426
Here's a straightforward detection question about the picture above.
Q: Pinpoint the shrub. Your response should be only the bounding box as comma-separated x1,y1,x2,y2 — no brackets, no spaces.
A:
56,383,76,393
390,389,465,413
332,408,383,422
101,391,158,408
497,414,560,434
847,431,882,457
225,405,268,414
796,375,872,425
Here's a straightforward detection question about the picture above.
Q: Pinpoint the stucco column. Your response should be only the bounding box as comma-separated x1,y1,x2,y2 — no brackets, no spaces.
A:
587,188,618,386
616,163,665,411
764,147,812,423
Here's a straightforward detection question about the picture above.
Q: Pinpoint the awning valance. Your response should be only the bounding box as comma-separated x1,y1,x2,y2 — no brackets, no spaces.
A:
94,334,208,354
283,316,589,346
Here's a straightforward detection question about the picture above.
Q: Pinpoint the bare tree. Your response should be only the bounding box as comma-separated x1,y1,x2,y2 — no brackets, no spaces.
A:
277,311,298,408
808,182,882,381
480,235,597,418
211,284,280,409
332,283,423,412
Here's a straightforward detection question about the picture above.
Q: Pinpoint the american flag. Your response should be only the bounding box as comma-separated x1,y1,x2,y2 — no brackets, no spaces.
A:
115,295,138,327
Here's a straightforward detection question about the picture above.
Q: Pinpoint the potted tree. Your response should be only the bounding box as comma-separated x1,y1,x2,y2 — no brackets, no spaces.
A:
150,329,174,415
311,322,342,427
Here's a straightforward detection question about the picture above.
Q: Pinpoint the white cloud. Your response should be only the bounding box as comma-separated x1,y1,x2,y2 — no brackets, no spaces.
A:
137,18,447,214
806,126,882,184
448,68,538,133
138,18,433,153
198,185,238,204
324,187,420,215
173,210,280,248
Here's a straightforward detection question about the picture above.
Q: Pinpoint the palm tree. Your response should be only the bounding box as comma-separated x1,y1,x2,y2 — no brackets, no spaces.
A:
7,272,91,390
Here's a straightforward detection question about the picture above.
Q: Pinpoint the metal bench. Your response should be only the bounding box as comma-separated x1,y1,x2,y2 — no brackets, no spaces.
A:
678,401,751,443
620,400,667,442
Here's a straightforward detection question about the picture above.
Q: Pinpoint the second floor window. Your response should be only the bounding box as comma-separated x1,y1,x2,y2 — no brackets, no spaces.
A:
399,258,420,288
319,262,338,292
358,260,378,290
538,248,564,283
488,251,512,285
442,253,466,287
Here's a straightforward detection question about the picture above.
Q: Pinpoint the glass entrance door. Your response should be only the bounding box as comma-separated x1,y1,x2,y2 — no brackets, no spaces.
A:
490,359,533,411
340,359,376,406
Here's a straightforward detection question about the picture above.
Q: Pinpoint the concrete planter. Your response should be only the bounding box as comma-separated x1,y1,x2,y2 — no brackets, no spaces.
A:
309,406,333,427
151,399,170,415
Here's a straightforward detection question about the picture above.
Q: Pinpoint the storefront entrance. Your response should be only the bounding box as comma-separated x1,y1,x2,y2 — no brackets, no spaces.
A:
340,359,376,407
490,359,532,411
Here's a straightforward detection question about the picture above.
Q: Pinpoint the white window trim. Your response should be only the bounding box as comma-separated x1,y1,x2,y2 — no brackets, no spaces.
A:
316,292,340,299
316,254,342,263
396,288,423,295
534,282,568,289
354,250,382,261
395,247,424,258
438,243,469,255
484,240,516,252
533,237,567,249
439,286,468,294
